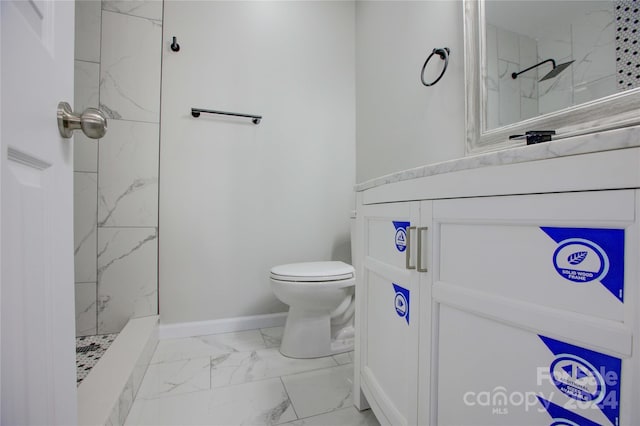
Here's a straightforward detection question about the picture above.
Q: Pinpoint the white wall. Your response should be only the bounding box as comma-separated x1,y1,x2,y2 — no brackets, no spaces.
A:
355,1,466,183
159,1,356,324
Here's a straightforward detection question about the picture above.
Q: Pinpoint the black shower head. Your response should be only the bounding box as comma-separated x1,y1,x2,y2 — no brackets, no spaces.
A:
512,59,574,82
539,60,575,82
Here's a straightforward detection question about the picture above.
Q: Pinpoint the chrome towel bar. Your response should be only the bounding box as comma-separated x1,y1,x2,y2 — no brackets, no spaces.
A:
191,108,262,124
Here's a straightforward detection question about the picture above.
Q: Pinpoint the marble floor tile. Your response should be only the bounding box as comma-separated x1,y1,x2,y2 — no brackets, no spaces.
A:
211,348,337,388
136,357,211,400
151,330,267,364
128,328,370,426
281,407,379,426
260,326,284,348
281,364,354,419
125,378,296,425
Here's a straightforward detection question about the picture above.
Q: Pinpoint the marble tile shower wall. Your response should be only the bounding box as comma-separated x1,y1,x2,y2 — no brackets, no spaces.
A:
486,24,539,129
74,0,162,336
486,7,616,129
536,6,616,115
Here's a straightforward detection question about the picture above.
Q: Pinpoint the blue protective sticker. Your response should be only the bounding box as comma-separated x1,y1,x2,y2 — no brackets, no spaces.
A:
537,397,601,426
392,221,410,252
540,335,621,426
541,227,625,302
392,283,410,324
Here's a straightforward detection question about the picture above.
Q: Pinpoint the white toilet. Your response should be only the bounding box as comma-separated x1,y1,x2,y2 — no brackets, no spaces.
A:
270,261,355,358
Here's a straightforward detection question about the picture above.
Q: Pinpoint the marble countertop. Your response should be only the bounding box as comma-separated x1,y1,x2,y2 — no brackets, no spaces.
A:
355,125,640,192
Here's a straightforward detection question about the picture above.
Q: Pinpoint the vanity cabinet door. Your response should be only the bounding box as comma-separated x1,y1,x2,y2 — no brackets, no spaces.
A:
427,190,639,426
356,201,426,426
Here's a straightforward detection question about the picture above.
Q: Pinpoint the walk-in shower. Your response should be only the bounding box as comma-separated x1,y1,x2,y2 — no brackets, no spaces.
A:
73,0,162,423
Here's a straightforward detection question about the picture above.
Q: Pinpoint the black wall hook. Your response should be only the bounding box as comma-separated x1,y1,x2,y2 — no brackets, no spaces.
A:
171,36,180,52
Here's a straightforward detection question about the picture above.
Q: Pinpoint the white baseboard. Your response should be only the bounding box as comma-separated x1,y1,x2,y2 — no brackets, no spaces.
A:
159,312,288,340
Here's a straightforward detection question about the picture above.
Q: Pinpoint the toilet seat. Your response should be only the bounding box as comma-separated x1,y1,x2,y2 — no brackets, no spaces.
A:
270,261,354,282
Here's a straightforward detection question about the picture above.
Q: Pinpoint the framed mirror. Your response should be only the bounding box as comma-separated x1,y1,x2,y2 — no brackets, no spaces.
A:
464,0,640,154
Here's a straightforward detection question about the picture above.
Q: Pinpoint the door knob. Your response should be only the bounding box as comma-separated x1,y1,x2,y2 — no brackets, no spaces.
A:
57,101,108,139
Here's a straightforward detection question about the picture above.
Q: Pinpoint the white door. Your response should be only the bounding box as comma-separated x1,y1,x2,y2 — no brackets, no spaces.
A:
1,0,77,424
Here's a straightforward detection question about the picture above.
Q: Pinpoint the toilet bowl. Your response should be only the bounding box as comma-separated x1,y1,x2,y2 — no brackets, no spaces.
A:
270,261,355,358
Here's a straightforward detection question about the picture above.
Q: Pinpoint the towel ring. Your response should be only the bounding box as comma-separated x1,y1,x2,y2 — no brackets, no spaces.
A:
421,47,450,87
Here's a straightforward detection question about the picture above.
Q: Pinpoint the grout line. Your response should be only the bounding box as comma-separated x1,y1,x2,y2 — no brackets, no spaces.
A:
102,117,161,125
135,372,294,403
279,377,299,421
258,329,272,348
155,0,165,321
150,353,215,366
74,58,101,65
209,355,213,391
279,361,353,382
222,361,350,389
98,226,159,229
330,354,341,366
101,7,163,24
291,406,357,424
94,0,104,338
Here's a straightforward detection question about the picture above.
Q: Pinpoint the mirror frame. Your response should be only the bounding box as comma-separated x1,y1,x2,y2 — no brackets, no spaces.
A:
464,0,640,154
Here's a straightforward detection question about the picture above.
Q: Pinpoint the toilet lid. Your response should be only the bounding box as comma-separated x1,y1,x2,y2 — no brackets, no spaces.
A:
270,261,354,282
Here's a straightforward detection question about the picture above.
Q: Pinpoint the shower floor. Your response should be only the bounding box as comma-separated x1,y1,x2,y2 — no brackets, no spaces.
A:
76,333,118,386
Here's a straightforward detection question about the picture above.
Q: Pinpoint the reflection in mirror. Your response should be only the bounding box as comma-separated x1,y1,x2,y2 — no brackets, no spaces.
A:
484,1,626,130
465,0,640,153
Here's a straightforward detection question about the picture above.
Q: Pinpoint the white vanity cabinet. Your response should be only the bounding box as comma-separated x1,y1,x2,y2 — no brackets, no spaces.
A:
354,200,429,426
354,148,640,426
428,190,637,426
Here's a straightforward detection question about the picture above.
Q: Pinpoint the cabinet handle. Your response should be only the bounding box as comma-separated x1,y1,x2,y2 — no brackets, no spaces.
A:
406,226,416,270
417,226,428,272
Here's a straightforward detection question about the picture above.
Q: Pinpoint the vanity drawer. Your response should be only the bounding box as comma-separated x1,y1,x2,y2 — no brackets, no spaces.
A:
363,202,419,271
435,304,626,426
434,190,636,322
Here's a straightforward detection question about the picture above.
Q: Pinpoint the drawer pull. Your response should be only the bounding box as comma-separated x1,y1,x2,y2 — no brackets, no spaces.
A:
417,226,428,272
406,226,416,270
